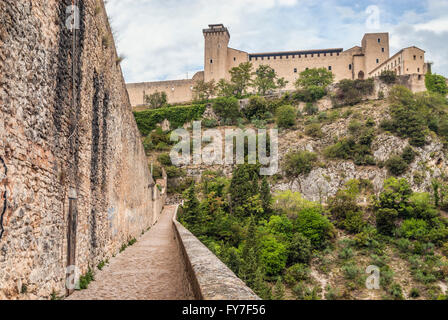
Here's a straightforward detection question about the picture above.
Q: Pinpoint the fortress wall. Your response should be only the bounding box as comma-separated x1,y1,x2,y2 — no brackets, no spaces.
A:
226,48,249,79
127,79,196,107
0,0,158,299
250,53,354,90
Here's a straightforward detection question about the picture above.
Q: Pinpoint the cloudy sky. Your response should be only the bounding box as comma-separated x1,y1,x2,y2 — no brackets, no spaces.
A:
105,0,448,83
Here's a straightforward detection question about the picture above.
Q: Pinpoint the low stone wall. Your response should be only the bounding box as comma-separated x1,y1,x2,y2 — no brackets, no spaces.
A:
172,206,260,300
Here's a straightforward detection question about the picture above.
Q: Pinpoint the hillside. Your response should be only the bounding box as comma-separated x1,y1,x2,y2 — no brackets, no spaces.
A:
134,75,448,300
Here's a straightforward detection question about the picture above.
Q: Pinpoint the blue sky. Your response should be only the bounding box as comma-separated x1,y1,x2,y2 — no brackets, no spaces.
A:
105,0,448,83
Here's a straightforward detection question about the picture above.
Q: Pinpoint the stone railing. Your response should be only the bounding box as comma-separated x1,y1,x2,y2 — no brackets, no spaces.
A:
172,205,260,300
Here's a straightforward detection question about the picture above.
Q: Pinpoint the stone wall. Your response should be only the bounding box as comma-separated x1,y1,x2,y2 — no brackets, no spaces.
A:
0,0,160,299
172,206,260,300
127,71,204,107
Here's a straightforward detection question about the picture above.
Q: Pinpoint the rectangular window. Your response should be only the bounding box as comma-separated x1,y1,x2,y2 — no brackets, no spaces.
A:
376,59,379,63
349,64,352,70
378,38,381,43
210,59,213,64
294,68,297,73
413,55,416,60
382,48,385,52
328,66,332,71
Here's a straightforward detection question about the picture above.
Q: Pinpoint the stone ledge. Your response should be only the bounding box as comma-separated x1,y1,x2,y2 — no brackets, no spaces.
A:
173,206,260,300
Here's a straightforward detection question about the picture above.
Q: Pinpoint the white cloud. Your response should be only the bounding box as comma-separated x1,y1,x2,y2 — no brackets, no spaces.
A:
105,0,448,83
415,17,448,34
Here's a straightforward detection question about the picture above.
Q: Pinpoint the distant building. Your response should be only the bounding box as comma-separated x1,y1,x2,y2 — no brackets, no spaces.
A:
127,24,429,106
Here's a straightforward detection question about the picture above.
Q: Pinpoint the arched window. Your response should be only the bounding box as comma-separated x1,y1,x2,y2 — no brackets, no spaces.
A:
358,71,365,80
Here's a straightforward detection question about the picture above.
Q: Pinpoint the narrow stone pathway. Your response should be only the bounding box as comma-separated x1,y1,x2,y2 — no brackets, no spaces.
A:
67,205,192,300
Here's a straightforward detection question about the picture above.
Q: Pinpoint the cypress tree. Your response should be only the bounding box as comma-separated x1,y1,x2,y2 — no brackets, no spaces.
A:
260,176,272,215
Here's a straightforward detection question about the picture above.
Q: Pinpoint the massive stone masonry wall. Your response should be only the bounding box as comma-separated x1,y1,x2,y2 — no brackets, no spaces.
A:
127,71,204,107
0,0,159,299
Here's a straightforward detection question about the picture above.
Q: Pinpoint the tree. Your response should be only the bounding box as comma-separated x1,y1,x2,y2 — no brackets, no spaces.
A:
145,91,168,109
288,233,312,264
252,65,288,96
230,164,259,211
295,68,334,89
276,105,296,128
212,97,240,122
229,62,253,97
425,72,448,96
379,70,397,84
294,207,335,248
180,182,201,230
193,80,216,101
260,177,272,215
283,150,317,178
243,95,268,120
273,278,285,300
239,217,260,287
216,79,235,97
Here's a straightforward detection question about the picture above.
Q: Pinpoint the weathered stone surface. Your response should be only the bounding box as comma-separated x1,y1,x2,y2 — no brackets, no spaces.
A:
173,207,260,300
0,0,163,299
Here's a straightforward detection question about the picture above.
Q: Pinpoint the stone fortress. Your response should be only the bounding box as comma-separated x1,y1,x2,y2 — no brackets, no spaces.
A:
127,24,430,106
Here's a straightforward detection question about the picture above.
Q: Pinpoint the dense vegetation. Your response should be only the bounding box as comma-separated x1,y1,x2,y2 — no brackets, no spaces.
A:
180,166,448,300
133,104,206,136
135,65,448,300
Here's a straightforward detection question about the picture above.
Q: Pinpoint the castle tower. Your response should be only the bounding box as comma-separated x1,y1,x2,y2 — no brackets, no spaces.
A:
361,32,390,77
203,24,230,82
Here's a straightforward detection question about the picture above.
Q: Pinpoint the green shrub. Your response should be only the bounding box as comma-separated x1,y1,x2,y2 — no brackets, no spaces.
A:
343,210,366,234
399,219,429,240
294,207,335,248
203,118,219,128
276,105,297,128
165,166,186,179
341,262,361,280
78,268,95,290
303,102,318,115
338,247,354,260
293,87,326,103
385,155,409,176
134,104,206,136
410,287,420,298
401,145,417,164
259,235,288,276
425,73,448,96
295,68,335,89
388,282,404,300
266,215,293,241
332,79,374,107
284,264,311,285
157,153,172,166
282,150,318,177
212,97,240,122
380,86,427,147
288,233,312,264
379,70,397,84
305,123,323,138
376,208,399,235
244,96,268,120
145,91,168,109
